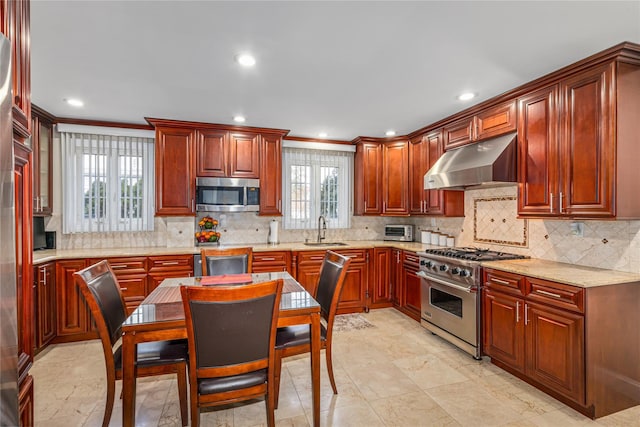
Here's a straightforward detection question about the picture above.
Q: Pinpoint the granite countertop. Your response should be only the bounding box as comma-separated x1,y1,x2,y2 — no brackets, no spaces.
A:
481,258,640,288
32,240,438,264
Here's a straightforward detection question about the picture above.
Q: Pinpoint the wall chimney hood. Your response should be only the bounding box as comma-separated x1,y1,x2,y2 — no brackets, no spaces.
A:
424,132,517,190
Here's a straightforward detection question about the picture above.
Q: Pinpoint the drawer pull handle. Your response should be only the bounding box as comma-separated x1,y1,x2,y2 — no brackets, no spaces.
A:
491,278,511,286
120,287,128,292
536,289,562,299
111,265,128,269
260,257,276,261
160,261,180,266
406,256,418,262
516,301,520,323
310,256,324,260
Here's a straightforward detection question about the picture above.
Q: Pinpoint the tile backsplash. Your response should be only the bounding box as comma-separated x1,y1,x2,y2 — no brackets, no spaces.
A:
48,184,640,274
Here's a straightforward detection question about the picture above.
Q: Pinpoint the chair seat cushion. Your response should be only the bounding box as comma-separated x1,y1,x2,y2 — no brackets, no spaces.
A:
198,369,267,395
275,324,327,349
114,339,188,369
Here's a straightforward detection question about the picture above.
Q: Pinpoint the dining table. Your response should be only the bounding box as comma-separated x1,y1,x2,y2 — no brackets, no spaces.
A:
121,271,322,427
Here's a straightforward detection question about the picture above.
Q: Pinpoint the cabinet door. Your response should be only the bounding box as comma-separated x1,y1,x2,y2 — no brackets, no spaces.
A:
401,264,421,321
526,302,585,403
390,249,402,306
252,251,291,273
443,117,473,150
371,248,392,307
517,85,560,216
355,142,382,214
409,136,428,214
35,263,56,350
560,63,615,217
195,129,227,177
228,131,260,178
36,118,52,215
337,262,367,314
155,126,196,215
56,260,91,337
476,100,517,141
382,141,409,215
296,263,322,297
259,134,282,215
2,0,31,129
18,375,34,427
148,269,192,294
483,289,525,372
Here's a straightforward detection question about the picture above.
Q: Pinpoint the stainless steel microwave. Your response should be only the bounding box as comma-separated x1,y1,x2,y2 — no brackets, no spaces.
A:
384,224,413,241
195,177,260,212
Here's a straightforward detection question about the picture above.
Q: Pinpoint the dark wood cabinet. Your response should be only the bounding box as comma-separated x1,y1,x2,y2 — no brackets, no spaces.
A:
196,129,260,178
354,141,383,215
34,262,56,352
444,101,516,150
483,288,525,372
18,374,33,427
252,251,291,274
370,248,392,308
154,126,196,216
409,131,464,216
29,106,53,216
259,134,282,215
88,257,148,314
54,259,97,342
195,129,227,177
147,254,194,294
228,131,260,178
1,0,31,132
381,140,409,215
400,251,421,321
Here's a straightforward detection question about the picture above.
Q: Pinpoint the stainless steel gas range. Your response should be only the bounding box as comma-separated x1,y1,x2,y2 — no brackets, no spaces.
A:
418,247,527,359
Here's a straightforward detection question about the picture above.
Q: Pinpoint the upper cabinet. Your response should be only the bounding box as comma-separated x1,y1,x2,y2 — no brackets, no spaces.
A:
30,106,53,216
443,101,516,150
409,131,464,216
354,141,382,215
154,125,196,216
381,140,409,215
259,133,282,215
1,0,31,134
518,58,640,219
196,130,260,178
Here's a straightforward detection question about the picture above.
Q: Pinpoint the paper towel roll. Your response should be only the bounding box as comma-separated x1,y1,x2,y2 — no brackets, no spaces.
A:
268,220,279,245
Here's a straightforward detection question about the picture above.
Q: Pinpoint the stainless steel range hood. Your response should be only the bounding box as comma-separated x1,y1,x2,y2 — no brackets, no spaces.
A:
424,132,517,190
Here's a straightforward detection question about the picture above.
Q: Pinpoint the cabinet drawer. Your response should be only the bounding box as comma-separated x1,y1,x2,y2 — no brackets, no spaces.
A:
526,278,584,314
402,251,420,268
148,255,194,271
87,257,147,275
335,249,367,264
484,269,525,296
297,251,327,264
253,251,290,264
117,274,147,298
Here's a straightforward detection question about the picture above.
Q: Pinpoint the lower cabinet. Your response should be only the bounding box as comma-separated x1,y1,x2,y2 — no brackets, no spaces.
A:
19,374,34,427
482,267,640,419
395,251,421,321
252,251,292,274
390,249,402,306
54,259,97,342
34,262,56,352
370,248,393,309
88,257,147,314
147,255,194,294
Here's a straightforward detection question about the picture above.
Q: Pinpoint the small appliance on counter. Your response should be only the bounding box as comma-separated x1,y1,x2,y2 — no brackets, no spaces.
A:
384,224,413,242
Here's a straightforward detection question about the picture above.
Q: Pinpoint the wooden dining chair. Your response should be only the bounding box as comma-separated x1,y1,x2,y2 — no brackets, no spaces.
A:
273,250,351,407
74,260,189,427
180,279,283,427
200,246,253,276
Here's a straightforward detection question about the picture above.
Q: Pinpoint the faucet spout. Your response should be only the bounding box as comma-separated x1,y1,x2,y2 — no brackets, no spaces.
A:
317,215,327,243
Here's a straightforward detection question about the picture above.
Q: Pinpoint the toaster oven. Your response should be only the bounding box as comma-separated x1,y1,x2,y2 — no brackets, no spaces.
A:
384,224,413,242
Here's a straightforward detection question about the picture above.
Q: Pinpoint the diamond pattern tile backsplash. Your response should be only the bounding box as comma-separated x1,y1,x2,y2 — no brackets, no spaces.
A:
49,184,640,274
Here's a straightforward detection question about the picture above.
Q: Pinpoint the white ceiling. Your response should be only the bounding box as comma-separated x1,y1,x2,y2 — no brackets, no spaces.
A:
30,1,640,141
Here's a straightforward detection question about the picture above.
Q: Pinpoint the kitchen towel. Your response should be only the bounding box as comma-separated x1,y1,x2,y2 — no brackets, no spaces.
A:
200,273,253,286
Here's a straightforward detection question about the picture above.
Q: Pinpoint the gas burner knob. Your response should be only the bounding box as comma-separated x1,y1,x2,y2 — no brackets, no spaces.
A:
439,264,449,272
459,269,470,277
451,267,461,275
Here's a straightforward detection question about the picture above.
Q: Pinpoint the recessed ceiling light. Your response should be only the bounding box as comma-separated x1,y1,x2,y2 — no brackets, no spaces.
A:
64,98,84,107
385,130,396,137
457,92,476,101
318,132,328,138
233,115,246,123
235,54,256,67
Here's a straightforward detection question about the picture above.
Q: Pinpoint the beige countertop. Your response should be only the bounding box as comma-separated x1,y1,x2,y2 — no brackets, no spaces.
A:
32,240,437,264
481,258,640,288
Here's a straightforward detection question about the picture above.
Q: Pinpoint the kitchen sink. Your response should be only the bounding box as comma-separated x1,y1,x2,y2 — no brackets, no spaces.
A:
303,242,348,247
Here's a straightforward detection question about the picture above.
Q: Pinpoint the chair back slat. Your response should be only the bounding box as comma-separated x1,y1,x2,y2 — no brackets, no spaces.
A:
201,247,253,276
315,251,351,321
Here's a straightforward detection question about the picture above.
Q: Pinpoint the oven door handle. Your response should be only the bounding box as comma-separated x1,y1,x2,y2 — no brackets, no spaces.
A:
416,271,475,294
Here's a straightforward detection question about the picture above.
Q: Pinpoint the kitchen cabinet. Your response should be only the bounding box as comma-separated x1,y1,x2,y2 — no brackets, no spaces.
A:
482,267,640,418
409,131,464,216
443,100,516,150
147,254,194,294
259,133,282,215
54,259,97,342
399,251,421,321
30,105,53,215
18,375,33,427
1,0,31,132
382,140,410,215
354,140,383,215
518,60,640,218
294,249,368,313
34,262,56,352
370,248,393,309
88,257,147,314
252,250,291,274
390,249,402,307
195,129,260,178
153,125,196,216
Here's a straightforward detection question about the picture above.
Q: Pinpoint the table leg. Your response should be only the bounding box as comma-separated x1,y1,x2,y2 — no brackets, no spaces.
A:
122,332,136,427
310,312,321,427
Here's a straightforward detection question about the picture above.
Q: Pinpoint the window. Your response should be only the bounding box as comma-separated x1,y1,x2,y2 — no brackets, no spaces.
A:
282,147,353,229
61,130,155,233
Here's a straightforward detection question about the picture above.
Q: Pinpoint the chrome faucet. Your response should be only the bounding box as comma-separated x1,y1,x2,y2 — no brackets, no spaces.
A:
317,215,327,243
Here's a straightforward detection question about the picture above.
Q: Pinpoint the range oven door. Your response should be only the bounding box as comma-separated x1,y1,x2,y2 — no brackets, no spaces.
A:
418,271,478,348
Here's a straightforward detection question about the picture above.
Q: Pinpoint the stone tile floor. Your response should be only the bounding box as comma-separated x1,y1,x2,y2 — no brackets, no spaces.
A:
32,308,640,426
